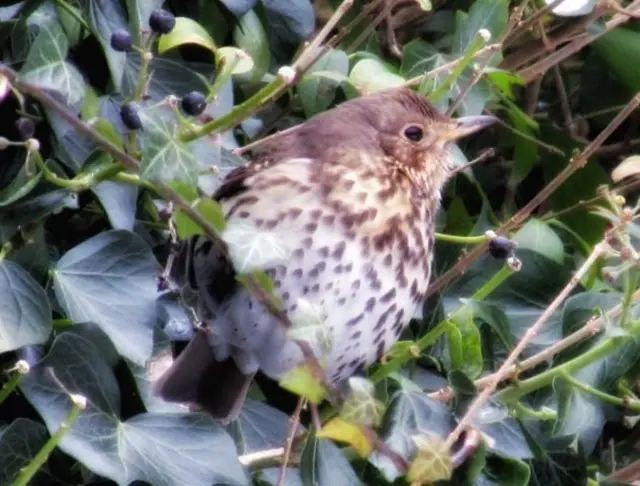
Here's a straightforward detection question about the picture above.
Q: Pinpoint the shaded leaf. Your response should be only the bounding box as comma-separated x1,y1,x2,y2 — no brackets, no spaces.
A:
0,418,51,485
298,48,349,117
19,332,247,486
83,0,128,90
0,260,51,354
20,20,85,105
232,10,269,81
52,230,158,364
223,219,289,273
370,390,454,481
300,430,361,486
139,107,199,187
513,218,565,264
158,16,217,55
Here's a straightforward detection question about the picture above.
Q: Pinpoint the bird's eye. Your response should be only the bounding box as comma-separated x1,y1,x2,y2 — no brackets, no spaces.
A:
403,125,424,142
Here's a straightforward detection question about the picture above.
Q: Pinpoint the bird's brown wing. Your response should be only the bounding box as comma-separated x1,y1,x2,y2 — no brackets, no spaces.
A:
155,155,301,422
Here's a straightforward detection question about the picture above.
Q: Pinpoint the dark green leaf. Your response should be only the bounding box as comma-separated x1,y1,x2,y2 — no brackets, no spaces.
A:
139,107,199,187
297,48,349,117
370,390,454,481
52,229,158,364
0,260,51,353
0,418,51,485
19,331,248,486
20,20,85,105
452,0,508,54
299,430,361,486
83,0,129,90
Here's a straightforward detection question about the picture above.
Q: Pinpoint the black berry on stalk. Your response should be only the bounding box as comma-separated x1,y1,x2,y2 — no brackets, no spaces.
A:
180,91,207,116
488,235,517,260
15,117,35,140
110,30,132,52
120,103,142,130
149,9,176,34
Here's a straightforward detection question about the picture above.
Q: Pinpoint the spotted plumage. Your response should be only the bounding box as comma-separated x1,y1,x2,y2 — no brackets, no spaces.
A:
154,88,496,422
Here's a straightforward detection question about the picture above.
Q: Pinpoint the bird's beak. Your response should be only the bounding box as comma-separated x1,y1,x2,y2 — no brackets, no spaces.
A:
439,115,498,142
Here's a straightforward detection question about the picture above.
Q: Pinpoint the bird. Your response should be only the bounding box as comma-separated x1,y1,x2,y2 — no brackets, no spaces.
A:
153,87,496,422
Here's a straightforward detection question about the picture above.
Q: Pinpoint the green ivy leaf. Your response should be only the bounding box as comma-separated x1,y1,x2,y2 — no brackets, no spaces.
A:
83,0,129,90
19,330,248,486
0,418,51,485
297,48,349,117
349,58,406,93
139,107,199,187
514,219,565,265
452,0,508,54
222,219,289,273
20,20,86,105
51,230,158,365
0,260,51,354
232,10,269,81
300,430,361,485
158,16,217,55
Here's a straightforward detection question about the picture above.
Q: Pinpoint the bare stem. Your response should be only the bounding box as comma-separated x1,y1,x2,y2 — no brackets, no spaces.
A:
445,242,607,448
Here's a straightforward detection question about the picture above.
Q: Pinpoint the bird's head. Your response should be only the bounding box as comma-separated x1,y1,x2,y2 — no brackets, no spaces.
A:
253,88,496,193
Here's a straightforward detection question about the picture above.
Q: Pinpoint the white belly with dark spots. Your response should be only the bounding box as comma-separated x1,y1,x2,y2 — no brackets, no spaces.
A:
202,217,431,383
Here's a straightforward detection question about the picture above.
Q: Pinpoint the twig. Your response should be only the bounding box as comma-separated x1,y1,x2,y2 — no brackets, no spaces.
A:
277,398,305,486
404,44,503,88
445,242,607,448
239,448,286,467
428,288,640,402
449,148,496,177
517,1,640,84
426,91,640,298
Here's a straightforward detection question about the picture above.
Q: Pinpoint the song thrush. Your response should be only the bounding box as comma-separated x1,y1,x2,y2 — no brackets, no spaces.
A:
154,87,496,421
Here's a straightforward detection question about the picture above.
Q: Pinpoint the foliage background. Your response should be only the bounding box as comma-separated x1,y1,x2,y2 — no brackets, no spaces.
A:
1,0,640,485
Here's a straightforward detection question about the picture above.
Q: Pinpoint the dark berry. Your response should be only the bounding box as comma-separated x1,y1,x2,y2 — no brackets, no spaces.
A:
488,235,516,260
110,29,132,52
149,9,176,34
120,103,142,130
15,117,35,140
180,91,207,116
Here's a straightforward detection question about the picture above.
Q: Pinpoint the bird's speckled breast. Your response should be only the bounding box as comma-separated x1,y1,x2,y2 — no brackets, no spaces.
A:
201,154,439,383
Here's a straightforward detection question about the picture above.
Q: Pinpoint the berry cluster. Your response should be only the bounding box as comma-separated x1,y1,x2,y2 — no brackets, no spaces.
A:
109,9,177,53
110,9,208,130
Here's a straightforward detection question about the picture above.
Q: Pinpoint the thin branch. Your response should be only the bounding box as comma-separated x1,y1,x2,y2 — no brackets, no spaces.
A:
517,1,640,84
445,242,607,448
428,287,640,403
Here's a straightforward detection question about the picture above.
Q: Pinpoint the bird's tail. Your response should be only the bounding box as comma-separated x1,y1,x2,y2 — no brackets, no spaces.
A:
153,331,253,423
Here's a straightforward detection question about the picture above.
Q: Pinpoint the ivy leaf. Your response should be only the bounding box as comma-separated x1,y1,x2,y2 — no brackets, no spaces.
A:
406,434,452,484
0,260,51,354
452,0,508,54
287,298,331,357
0,419,51,485
83,0,129,90
297,48,349,117
514,219,565,265
19,331,248,486
51,230,158,365
20,20,86,105
174,197,226,239
349,58,405,93
139,107,199,188
299,430,361,485
158,17,217,55
370,390,454,481
222,219,289,273
317,417,374,456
